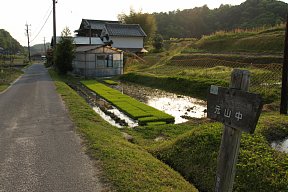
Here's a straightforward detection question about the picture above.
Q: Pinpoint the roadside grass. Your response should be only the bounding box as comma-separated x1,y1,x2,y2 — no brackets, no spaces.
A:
0,67,23,92
49,70,197,191
81,80,174,125
123,111,288,192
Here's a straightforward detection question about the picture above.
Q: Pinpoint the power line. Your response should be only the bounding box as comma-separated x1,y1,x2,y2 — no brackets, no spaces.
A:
33,4,53,34
30,8,53,43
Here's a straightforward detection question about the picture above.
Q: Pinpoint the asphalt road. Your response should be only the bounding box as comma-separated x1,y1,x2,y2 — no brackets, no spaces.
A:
0,64,106,192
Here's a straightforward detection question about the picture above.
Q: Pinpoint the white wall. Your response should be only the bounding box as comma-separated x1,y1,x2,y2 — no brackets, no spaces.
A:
110,36,143,48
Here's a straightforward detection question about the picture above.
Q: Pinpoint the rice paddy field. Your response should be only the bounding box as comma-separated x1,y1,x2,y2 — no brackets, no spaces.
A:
81,80,175,125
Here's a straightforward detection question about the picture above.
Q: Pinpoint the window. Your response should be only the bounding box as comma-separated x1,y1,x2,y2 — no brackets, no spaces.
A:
96,55,105,60
106,54,113,67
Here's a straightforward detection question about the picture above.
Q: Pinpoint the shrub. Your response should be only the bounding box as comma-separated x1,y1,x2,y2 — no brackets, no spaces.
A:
54,27,75,74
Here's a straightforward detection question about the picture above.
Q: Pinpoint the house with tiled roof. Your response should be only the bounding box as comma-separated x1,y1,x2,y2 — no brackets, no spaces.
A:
75,19,120,37
101,23,147,54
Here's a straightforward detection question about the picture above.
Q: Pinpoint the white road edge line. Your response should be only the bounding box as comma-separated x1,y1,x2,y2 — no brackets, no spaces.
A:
0,74,23,95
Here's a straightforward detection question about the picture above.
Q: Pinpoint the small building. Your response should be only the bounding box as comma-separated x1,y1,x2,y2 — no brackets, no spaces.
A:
73,45,123,77
101,23,147,54
74,36,104,46
31,53,43,61
50,36,103,48
75,19,120,37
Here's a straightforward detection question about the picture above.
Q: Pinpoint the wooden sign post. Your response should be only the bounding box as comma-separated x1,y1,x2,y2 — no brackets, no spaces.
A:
207,69,263,192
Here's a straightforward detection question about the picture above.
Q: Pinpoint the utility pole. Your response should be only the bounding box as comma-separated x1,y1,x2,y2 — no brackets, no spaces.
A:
25,23,31,62
43,37,47,54
53,0,57,49
9,37,12,64
280,14,288,114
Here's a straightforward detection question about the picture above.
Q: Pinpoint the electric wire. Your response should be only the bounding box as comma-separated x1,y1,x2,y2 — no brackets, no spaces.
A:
30,4,53,34
30,8,52,43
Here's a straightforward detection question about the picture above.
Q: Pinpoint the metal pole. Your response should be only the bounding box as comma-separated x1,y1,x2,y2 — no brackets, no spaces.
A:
44,37,47,54
280,14,288,114
89,25,92,45
85,52,87,79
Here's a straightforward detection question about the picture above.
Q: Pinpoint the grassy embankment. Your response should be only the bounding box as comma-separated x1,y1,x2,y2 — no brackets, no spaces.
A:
194,26,284,54
123,112,288,192
81,80,174,125
49,70,197,192
0,67,23,92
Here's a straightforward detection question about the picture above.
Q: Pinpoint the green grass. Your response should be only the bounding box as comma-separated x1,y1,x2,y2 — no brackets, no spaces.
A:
103,79,119,85
49,70,197,192
123,112,288,192
0,68,23,92
81,80,174,125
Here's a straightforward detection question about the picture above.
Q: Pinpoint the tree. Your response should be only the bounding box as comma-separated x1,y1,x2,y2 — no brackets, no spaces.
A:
54,27,75,75
153,33,164,51
0,29,24,54
118,9,157,42
45,48,53,68
152,0,288,39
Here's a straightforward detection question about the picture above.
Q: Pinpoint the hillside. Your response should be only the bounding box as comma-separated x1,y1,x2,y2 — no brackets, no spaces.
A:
153,0,288,39
27,43,51,55
0,29,24,54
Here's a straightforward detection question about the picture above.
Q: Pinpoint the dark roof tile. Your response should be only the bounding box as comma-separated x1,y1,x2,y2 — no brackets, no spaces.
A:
105,23,147,37
82,19,120,30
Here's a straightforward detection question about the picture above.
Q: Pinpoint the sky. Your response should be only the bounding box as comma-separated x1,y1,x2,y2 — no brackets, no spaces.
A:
1,0,288,46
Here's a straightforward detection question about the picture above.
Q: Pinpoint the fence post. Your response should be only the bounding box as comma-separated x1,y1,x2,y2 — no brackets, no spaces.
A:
84,52,87,79
280,14,288,114
215,69,250,192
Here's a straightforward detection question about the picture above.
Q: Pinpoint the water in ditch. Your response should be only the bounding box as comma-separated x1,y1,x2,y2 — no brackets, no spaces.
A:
113,82,207,124
271,138,288,153
147,95,206,124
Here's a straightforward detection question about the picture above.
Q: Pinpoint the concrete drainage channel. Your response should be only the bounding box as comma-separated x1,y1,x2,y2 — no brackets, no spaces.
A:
68,82,207,128
68,82,135,128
